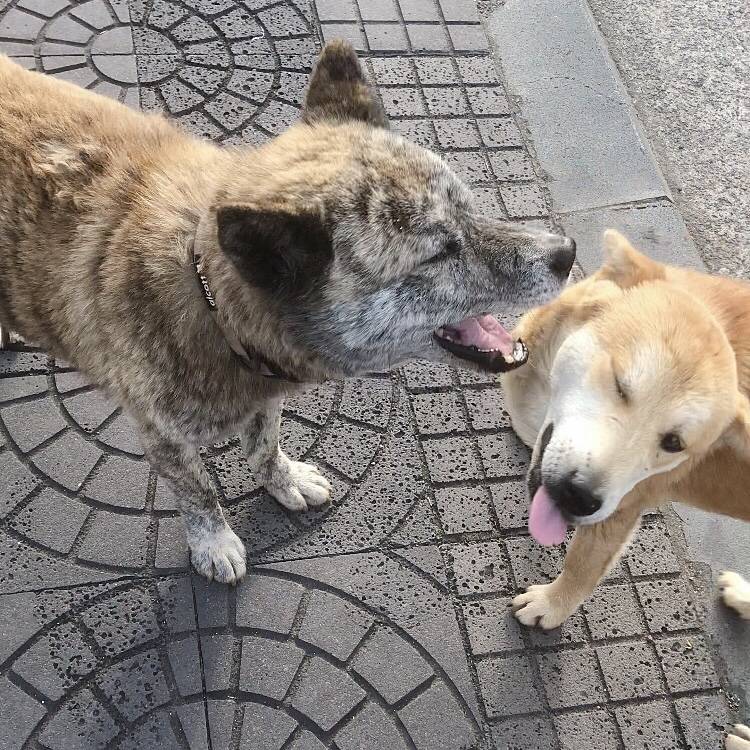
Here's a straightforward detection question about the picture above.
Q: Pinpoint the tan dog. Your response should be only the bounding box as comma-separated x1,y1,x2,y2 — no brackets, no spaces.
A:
502,231,750,747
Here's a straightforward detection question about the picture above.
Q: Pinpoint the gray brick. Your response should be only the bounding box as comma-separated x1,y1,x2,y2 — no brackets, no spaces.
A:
31,430,102,492
351,626,432,703
336,702,409,750
626,522,681,576
167,635,203,697
97,413,144,456
478,431,530,478
97,650,170,721
449,24,488,51
2,397,66,452
0,349,47,375
365,23,409,51
288,731,327,750
424,86,468,116
489,151,536,181
435,486,494,534
674,694,733,750
340,378,392,429
635,579,700,633
292,656,366,731
0,375,47,402
415,57,458,84
471,188,506,219
383,89,430,121
490,481,528,530
457,56,499,84
555,709,620,750
392,119,438,148
201,633,234,692
407,23,450,51
422,436,482,482
492,715,556,750
321,22,367,51
501,183,548,218
84,454,150,510
298,589,373,660
77,512,150,568
10,489,89,553
443,150,492,184
358,0,399,21
398,682,476,749
235,575,305,633
0,450,40,518
240,635,305,700
316,420,382,479
463,597,523,655
399,0,440,21
38,688,117,750
439,0,480,22
597,640,665,699
370,56,416,84
467,86,510,115
401,360,453,389
192,576,229,628
449,541,511,596
537,647,606,709
410,391,466,434
582,584,645,639
154,516,189,570
655,635,720,692
506,535,563,588
241,702,297,750
477,654,541,717
157,577,197,634
478,117,524,147
527,608,589,647
616,701,681,750
464,387,511,430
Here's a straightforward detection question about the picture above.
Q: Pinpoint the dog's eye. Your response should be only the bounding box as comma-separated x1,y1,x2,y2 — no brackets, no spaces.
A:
614,374,628,402
660,432,684,453
424,238,461,265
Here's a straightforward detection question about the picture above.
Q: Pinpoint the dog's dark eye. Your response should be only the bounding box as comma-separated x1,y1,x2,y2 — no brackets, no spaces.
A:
660,432,684,453
424,238,461,265
614,374,628,402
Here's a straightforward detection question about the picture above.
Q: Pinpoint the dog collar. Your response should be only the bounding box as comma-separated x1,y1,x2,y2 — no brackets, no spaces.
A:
190,237,298,383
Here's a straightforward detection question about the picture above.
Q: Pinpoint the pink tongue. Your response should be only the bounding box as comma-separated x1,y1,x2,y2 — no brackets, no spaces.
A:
528,486,568,546
452,315,514,355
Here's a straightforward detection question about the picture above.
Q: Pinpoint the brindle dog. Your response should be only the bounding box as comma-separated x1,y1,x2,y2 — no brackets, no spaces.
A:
0,42,575,582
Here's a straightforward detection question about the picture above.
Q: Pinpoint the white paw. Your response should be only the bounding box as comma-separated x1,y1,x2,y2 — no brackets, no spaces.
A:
267,460,332,512
189,523,247,584
726,724,750,750
512,583,573,630
718,571,750,619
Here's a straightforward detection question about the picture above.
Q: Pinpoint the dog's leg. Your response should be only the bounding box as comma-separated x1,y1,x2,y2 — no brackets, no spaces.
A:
718,571,750,619
141,427,246,583
242,398,331,511
513,503,642,629
726,725,750,750
0,325,9,349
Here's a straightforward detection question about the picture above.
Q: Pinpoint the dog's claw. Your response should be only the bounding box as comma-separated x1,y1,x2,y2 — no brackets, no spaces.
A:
189,523,247,584
512,583,572,630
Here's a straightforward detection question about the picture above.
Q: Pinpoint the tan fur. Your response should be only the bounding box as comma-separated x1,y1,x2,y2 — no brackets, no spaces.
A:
504,231,750,631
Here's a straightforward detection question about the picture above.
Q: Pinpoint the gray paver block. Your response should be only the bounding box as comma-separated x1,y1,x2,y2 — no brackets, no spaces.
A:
423,436,482,483
240,635,305,700
626,521,682,576
464,387,512,430
615,700,681,750
582,583,646,639
597,640,665,699
492,715,557,749
476,654,542,717
435,485,494,534
537,647,607,709
674,694,734,750
500,183,548,218
359,0,399,21
415,57,458,84
399,0,440,21
365,22,409,51
462,597,523,655
336,702,409,750
433,118,482,149
370,56,417,84
478,431,530,477
424,86,468,116
506,535,563,588
449,24,488,51
478,117,524,148
448,541,512,596
241,702,297,750
410,391,467,434
655,634,720,692
635,578,700,633
406,23,450,52
489,481,528,530
555,708,620,750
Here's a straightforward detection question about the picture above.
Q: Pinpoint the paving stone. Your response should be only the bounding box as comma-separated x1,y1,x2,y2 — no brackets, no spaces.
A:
2,396,67,452
239,635,305,700
526,608,589,647
655,634,720,692
31,430,102,491
500,183,548,218
398,682,477,749
443,150,492,184
351,625,432,703
370,55,416,84
464,387,511,430
537,647,607,709
392,118,438,148
76,511,151,568
449,25,488,52
635,578,701,633
615,700,681,750
339,377,393,428
321,22,366,50
478,117,524,147
448,541,511,596
462,597,523,655
0,677,48,750
506,534,563,588
401,360,453,389
626,522,682,576
317,0,358,20
423,436,482,483
476,654,541,717
488,150,535,181
435,485,494,534
597,640,665,699
410,391,466,434
0,374,47,401
492,714,556,750
38,688,119,750
379,86,427,117
399,0,440,21
0,449,40,518
316,419,382,479
478,431,530,478
424,86,468,116
291,655,366,732
472,187,506,218
155,516,189,569
406,23,450,52
235,574,305,633
167,635,202,697
240,702,297,750
674,694,734,750
414,56,458,84
359,0,399,21
83,454,150,510
555,708,620,750
336,701,409,750
365,22,409,51
490,481,528,530
433,117,481,149
582,583,646,639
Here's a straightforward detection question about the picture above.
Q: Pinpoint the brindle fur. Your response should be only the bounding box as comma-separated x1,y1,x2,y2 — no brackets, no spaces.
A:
0,42,573,582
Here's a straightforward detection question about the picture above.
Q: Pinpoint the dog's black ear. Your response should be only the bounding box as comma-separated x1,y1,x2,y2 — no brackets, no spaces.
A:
216,205,332,297
302,40,388,128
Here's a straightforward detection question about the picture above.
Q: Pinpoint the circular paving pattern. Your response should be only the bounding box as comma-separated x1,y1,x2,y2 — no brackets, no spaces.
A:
0,356,406,574
0,571,478,749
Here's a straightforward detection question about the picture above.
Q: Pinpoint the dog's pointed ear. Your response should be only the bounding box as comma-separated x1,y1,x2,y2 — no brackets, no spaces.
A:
724,393,750,457
302,40,388,128
596,230,665,288
216,205,332,296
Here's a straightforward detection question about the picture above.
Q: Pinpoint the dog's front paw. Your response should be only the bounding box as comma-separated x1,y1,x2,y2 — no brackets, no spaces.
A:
267,460,332,512
726,724,750,750
512,583,575,630
718,571,750,619
189,523,247,584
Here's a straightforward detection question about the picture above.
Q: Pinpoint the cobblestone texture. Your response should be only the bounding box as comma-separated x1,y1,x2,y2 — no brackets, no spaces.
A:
0,1,740,748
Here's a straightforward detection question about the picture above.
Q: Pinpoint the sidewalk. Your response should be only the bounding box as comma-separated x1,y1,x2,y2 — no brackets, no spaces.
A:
0,1,742,748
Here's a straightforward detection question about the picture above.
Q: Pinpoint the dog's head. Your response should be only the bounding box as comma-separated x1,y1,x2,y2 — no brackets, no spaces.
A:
214,40,575,376
527,230,750,542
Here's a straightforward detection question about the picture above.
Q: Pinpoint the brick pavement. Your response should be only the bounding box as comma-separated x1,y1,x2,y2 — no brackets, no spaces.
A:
0,0,741,748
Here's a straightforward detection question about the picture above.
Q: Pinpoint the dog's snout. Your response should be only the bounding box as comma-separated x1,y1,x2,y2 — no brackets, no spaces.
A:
548,237,576,279
547,472,601,518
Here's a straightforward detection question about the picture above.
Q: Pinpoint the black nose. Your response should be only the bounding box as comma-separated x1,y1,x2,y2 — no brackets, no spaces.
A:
547,473,601,517
549,238,576,279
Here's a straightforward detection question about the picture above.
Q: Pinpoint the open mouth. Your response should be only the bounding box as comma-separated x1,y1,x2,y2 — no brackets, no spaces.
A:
433,314,528,372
